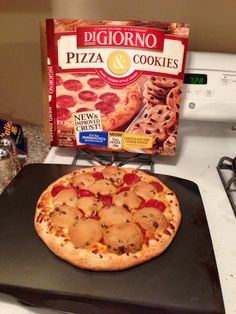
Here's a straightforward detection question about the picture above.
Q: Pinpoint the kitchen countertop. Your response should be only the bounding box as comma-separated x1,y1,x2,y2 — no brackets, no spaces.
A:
0,124,50,194
22,124,50,165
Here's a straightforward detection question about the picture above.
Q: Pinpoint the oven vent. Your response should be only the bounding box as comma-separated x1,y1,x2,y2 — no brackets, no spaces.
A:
72,149,154,172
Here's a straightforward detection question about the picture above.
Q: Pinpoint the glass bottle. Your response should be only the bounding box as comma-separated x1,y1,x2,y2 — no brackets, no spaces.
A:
0,147,14,194
0,136,21,175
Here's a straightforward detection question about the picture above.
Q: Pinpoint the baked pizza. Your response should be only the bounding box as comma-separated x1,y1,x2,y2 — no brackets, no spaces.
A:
56,73,141,132
35,166,181,271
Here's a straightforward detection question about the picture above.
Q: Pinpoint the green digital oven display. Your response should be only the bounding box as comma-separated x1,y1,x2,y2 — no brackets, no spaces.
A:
184,73,207,85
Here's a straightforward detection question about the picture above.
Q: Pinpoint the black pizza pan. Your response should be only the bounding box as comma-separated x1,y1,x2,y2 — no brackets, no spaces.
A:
0,164,225,314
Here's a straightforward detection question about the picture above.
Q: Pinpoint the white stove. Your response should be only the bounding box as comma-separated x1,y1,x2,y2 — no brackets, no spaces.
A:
1,51,236,314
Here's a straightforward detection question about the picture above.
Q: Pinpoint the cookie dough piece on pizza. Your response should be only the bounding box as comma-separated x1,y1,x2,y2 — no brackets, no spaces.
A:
77,196,103,217
133,207,168,233
113,190,142,209
69,218,103,248
51,205,82,228
103,222,144,254
87,179,117,195
102,166,126,186
53,189,78,207
99,206,132,227
70,173,96,189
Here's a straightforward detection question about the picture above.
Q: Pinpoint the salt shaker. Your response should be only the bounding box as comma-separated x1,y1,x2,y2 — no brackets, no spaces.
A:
0,147,14,194
0,136,21,175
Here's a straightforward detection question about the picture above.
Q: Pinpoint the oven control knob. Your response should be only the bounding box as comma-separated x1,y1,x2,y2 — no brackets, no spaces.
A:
189,102,196,109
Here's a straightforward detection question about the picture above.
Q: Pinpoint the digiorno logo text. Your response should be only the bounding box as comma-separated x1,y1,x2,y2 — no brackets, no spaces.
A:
77,26,165,51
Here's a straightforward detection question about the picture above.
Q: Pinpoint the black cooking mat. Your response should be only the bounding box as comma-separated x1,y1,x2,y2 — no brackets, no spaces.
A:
0,164,225,314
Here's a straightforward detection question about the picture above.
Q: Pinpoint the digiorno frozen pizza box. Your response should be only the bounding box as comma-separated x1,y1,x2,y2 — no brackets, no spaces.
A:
42,19,189,155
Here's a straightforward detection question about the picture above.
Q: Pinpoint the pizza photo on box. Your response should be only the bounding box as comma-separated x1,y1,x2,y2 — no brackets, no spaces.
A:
55,73,141,133
43,19,189,155
35,166,181,271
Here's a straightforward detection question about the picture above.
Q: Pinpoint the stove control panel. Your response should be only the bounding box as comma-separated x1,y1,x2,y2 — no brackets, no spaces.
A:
181,51,236,122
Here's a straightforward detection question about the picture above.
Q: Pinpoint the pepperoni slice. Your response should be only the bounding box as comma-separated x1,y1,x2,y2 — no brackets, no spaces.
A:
144,199,166,212
151,181,164,192
118,186,130,193
139,198,146,209
87,78,106,89
51,185,70,197
56,75,63,86
57,95,76,108
99,195,113,207
78,91,97,101
95,101,115,114
63,79,82,91
77,189,95,197
99,93,120,105
57,108,72,121
123,173,141,185
92,172,104,180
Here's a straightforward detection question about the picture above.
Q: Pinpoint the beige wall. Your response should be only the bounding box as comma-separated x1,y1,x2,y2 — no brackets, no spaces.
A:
0,1,51,125
1,0,236,125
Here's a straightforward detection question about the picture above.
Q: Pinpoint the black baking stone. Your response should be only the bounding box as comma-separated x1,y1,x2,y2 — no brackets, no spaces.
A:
0,164,225,314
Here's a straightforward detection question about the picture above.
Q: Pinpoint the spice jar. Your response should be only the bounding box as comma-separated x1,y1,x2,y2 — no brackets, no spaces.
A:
0,147,14,194
0,136,21,175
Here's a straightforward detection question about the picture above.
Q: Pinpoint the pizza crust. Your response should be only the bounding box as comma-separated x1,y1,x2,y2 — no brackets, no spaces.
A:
35,222,177,270
35,166,181,271
102,83,141,131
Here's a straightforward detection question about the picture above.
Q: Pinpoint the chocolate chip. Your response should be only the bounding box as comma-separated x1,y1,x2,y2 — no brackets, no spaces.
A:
118,246,126,254
153,221,159,228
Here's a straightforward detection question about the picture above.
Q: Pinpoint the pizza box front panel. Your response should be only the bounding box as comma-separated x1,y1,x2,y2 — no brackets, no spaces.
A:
0,164,224,314
43,20,189,156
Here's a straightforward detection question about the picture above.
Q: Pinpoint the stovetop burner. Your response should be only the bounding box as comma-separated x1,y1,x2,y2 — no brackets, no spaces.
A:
217,156,236,217
73,148,155,171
